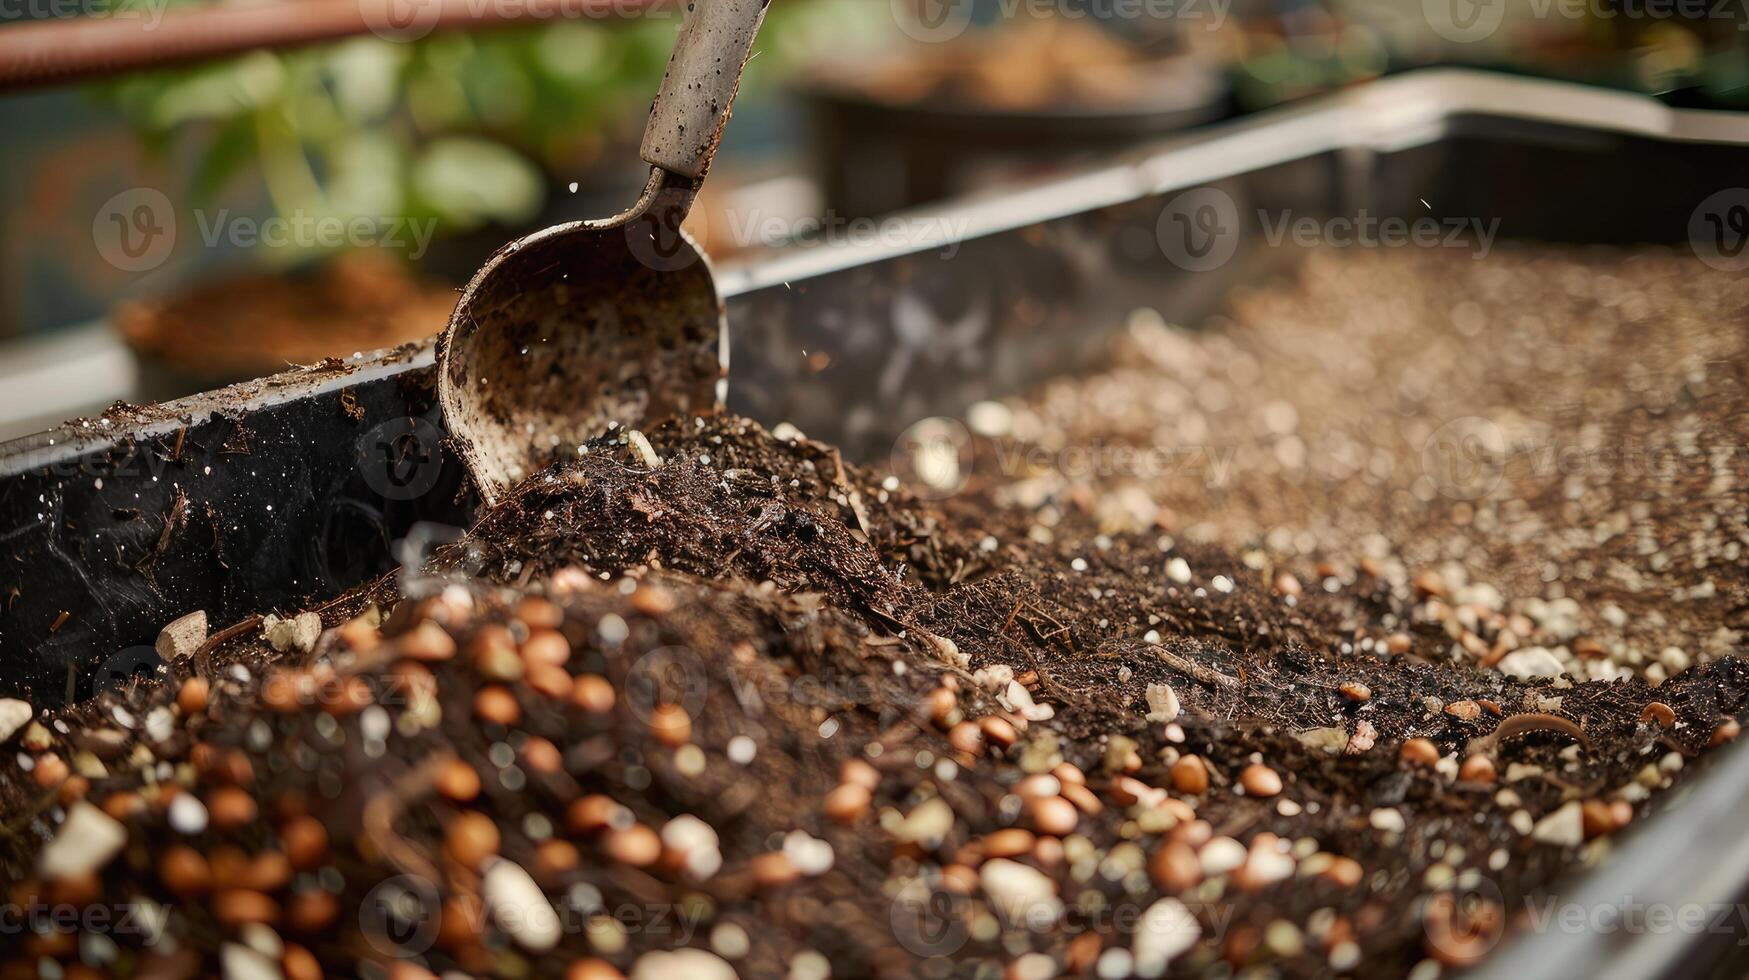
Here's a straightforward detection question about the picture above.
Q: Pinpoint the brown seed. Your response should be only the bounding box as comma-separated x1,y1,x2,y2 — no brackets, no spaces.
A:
399,620,456,662
1712,719,1742,746
1052,762,1086,786
1385,632,1413,655
177,676,211,716
926,687,957,728
323,676,374,717
751,851,798,888
102,790,143,821
1239,764,1282,797
526,665,573,701
983,828,1036,858
281,816,329,870
283,943,322,980
474,686,521,726
57,775,90,805
630,584,676,617
840,758,880,792
1013,774,1060,799
470,628,524,682
571,674,616,714
209,786,259,829
522,629,571,669
1400,738,1440,768
281,890,336,934
534,839,581,880
33,754,68,789
1445,700,1482,721
159,846,212,897
1412,571,1447,598
1609,800,1634,829
516,596,564,630
1581,800,1615,839
947,721,985,756
1339,682,1372,702
244,851,292,892
213,889,279,927
522,737,563,775
566,795,627,836
1028,796,1079,837
1067,932,1104,974
1323,856,1364,888
940,864,979,894
436,759,482,802
1112,777,1154,808
603,824,661,867
1457,755,1496,784
566,959,626,980
286,890,339,933
444,811,500,870
824,783,872,824
980,716,1019,749
648,704,692,747
338,615,380,654
1273,572,1303,597
1149,840,1202,892
1639,702,1676,727
1061,782,1104,816
1169,755,1210,795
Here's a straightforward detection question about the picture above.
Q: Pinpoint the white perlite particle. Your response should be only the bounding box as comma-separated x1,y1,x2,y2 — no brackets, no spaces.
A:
1144,684,1181,723
1497,647,1565,680
1132,898,1200,976
626,429,663,468
1531,801,1584,847
483,858,561,952
981,858,1063,927
40,802,128,879
0,699,32,744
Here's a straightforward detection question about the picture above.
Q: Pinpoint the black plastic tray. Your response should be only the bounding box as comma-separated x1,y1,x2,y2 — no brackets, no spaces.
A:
4,68,1749,976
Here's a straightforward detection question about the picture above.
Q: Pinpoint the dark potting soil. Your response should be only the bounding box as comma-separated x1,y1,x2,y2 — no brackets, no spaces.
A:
2,246,1746,980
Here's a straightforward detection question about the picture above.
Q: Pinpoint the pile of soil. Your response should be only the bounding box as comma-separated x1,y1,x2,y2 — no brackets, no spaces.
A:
1,245,1745,980
116,252,457,381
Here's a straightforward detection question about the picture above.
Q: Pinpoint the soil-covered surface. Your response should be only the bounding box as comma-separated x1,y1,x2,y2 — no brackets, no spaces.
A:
1,246,1747,980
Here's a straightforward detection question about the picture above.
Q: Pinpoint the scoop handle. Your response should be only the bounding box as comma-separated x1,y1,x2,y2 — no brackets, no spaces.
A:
640,0,770,180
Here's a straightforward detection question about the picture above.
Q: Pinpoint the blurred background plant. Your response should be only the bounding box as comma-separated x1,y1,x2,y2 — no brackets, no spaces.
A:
83,0,851,269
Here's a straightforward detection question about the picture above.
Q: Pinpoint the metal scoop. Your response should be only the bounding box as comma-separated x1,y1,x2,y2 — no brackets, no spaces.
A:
438,0,769,505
